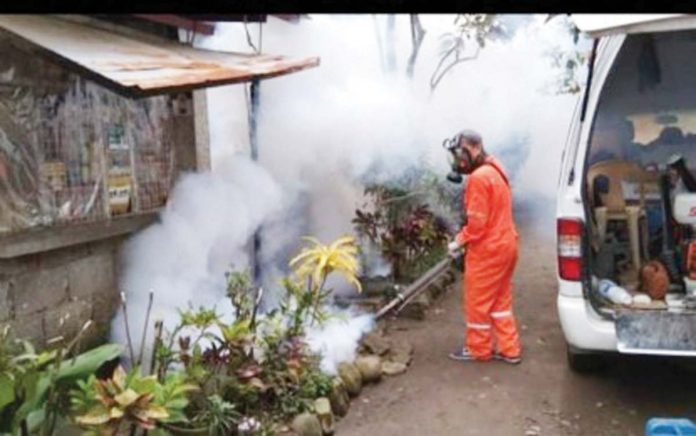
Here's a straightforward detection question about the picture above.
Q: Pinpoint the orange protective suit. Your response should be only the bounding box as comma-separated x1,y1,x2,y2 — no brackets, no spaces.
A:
455,156,521,360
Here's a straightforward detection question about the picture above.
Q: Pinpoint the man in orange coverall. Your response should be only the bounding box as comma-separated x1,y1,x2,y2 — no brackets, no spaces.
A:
444,130,522,364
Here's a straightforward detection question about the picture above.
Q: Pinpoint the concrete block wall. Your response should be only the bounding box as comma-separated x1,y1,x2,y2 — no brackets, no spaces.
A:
0,236,126,349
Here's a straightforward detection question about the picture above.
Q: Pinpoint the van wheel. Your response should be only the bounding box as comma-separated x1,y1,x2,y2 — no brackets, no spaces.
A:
567,345,606,373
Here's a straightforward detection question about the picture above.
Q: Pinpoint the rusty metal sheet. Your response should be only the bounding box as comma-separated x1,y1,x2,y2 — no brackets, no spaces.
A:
0,15,320,97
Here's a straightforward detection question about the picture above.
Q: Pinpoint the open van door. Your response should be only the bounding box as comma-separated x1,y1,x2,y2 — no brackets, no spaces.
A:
572,14,696,38
559,14,696,365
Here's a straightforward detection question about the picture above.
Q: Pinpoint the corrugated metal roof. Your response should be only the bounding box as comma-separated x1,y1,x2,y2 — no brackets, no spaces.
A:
572,14,696,38
0,15,320,97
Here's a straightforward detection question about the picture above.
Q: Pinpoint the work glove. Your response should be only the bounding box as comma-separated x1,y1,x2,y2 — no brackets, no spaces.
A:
447,240,464,258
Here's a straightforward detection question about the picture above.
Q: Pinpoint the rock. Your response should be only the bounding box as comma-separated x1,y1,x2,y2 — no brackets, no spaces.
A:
291,413,322,436
382,361,407,376
524,424,541,436
361,277,394,296
399,293,430,320
314,398,334,435
355,355,382,383
434,275,451,296
328,378,350,417
360,332,391,355
389,350,412,366
387,339,413,366
338,362,363,397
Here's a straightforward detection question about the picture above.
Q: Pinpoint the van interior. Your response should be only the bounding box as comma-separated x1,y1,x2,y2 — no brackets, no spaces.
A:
584,30,696,317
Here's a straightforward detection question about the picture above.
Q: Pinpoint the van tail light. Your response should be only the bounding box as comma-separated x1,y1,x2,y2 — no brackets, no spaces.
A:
558,218,583,281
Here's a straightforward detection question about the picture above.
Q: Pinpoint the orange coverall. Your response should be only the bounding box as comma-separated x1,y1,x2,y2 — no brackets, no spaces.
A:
455,156,521,360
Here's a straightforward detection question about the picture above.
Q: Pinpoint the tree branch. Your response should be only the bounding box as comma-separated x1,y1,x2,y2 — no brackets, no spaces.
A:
430,46,480,92
407,14,426,79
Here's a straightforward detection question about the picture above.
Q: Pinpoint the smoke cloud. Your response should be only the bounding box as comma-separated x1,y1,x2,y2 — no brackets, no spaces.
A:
112,15,591,371
111,155,284,348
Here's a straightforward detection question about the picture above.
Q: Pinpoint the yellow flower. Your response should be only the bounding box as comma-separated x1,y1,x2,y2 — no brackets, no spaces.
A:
289,235,362,293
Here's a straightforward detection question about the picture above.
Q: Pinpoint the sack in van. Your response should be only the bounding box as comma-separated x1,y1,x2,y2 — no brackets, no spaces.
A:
639,260,670,300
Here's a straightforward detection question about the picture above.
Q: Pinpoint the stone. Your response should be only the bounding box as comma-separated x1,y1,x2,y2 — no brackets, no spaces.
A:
0,280,11,321
361,277,394,297
43,300,92,344
337,362,362,397
68,252,114,300
360,332,391,356
291,413,322,436
314,397,334,434
391,339,413,356
355,355,382,383
91,288,120,338
399,293,430,320
387,339,413,366
329,378,350,417
429,276,450,298
7,315,44,347
13,267,68,316
524,424,541,436
381,361,407,376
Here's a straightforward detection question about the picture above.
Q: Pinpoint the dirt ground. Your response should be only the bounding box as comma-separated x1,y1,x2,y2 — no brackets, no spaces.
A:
335,217,696,436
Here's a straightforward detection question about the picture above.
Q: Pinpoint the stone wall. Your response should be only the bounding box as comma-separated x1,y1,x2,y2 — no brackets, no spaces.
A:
0,235,124,348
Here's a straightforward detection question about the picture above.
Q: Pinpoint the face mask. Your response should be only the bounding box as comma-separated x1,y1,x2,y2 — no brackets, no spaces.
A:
443,135,475,183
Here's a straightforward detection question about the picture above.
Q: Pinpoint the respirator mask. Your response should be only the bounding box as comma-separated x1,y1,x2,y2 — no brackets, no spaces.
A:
442,134,474,184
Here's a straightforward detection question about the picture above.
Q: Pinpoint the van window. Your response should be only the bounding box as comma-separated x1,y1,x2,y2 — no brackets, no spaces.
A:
587,31,696,170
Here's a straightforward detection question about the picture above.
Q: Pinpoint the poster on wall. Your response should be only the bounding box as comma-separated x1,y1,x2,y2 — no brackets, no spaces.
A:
108,169,132,215
106,123,133,215
40,161,67,191
107,124,128,150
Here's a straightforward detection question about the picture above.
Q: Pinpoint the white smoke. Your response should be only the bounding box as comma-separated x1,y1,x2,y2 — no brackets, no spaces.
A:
111,155,284,348
112,14,591,371
230,14,589,250
305,312,376,375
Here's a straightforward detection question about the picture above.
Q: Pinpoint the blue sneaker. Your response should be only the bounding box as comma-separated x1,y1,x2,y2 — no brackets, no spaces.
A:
448,348,476,361
494,352,522,365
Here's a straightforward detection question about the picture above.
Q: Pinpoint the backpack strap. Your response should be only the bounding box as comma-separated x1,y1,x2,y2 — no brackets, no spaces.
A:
483,161,510,187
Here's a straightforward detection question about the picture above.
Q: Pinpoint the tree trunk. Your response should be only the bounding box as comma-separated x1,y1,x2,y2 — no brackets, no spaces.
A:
407,15,426,79
385,14,397,73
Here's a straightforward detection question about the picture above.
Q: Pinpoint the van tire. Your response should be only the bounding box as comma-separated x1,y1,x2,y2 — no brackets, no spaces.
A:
566,345,606,373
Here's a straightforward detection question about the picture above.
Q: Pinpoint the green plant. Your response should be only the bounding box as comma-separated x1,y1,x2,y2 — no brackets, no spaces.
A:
142,237,359,431
298,366,333,400
0,324,122,435
226,270,259,320
353,183,449,282
191,394,239,435
70,365,196,433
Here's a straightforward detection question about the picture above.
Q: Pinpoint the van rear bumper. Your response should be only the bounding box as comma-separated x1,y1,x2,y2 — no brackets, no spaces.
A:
557,294,617,352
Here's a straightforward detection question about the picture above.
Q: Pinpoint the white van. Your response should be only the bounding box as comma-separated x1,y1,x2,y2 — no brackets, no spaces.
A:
557,15,696,371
